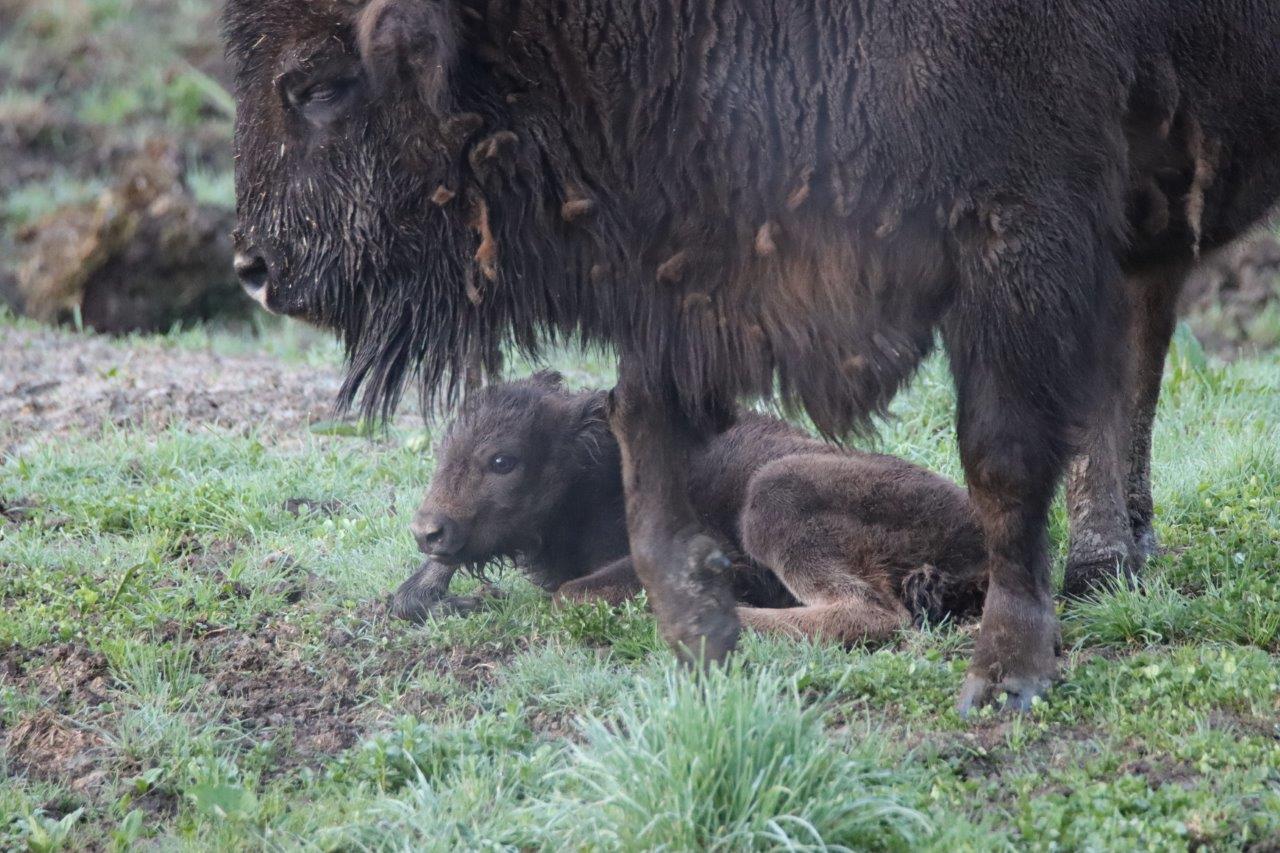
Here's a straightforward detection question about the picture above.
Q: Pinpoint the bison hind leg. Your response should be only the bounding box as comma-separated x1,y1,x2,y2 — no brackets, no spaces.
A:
736,454,917,646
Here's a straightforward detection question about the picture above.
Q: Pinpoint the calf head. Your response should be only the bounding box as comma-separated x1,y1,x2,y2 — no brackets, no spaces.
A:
412,371,610,571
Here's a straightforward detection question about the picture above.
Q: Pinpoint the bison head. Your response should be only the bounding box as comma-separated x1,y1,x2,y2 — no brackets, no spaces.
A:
223,0,504,417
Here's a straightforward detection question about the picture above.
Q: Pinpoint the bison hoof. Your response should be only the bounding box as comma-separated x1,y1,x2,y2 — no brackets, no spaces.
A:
1132,525,1160,563
652,532,741,667
1062,555,1136,599
958,581,1059,718
957,671,1052,717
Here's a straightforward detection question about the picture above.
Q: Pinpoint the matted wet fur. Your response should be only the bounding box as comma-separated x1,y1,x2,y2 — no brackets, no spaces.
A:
394,372,987,646
223,1,1280,710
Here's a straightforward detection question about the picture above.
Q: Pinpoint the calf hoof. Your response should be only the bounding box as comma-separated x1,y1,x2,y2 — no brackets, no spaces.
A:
391,591,484,624
1062,555,1135,599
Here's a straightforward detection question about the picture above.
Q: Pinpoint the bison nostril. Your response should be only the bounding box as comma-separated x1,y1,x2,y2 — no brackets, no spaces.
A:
234,251,271,298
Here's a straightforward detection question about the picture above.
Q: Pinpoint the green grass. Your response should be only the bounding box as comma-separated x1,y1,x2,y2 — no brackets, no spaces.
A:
2,317,1279,850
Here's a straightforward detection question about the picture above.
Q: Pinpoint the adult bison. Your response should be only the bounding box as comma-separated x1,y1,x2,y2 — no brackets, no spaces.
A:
223,0,1280,712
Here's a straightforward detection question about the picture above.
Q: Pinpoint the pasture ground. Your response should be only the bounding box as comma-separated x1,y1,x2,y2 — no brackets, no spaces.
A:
2,312,1279,850
3,1,1280,849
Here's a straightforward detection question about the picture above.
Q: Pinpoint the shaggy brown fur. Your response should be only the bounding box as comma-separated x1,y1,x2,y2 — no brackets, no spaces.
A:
223,1,1280,711
394,372,986,646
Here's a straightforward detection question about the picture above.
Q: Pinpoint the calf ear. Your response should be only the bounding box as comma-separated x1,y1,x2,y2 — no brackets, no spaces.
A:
571,392,612,455
357,0,457,104
530,370,565,390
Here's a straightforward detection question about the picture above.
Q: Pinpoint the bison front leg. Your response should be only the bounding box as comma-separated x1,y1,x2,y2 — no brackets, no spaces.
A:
553,557,645,607
948,204,1126,714
608,362,740,664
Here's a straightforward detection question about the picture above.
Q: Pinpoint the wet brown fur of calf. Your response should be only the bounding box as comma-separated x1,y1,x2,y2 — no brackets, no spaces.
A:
398,372,986,646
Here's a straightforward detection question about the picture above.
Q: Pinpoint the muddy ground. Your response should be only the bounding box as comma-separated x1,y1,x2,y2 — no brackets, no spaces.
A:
0,324,399,459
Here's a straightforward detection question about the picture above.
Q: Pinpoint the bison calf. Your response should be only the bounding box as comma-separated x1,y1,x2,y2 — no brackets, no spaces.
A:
393,371,986,646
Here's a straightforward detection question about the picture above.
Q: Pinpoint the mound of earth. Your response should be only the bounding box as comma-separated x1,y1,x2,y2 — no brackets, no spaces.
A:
1181,232,1280,357
12,141,249,334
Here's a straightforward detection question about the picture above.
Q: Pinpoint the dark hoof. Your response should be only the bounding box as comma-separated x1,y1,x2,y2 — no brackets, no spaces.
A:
391,592,484,624
957,672,1052,717
1062,556,1135,599
659,533,740,667
1132,525,1160,563
959,581,1059,718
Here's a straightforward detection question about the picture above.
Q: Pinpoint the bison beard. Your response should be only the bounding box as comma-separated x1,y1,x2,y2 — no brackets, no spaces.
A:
223,0,1280,712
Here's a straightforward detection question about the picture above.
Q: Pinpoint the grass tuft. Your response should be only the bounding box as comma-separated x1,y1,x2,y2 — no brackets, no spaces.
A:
529,662,930,851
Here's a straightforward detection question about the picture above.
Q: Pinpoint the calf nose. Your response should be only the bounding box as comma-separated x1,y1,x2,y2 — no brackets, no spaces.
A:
233,249,273,308
412,513,461,558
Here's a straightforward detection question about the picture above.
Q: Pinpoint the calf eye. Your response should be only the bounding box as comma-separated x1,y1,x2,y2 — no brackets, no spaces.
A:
488,454,519,475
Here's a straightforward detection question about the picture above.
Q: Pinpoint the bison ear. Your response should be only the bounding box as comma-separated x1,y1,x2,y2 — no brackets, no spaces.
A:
356,0,457,103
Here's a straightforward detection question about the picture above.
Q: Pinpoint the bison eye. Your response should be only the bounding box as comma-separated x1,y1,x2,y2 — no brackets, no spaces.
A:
284,75,360,127
302,78,357,105
488,454,519,475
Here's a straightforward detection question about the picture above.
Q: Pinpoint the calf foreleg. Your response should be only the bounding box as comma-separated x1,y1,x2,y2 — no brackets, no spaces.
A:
390,560,485,623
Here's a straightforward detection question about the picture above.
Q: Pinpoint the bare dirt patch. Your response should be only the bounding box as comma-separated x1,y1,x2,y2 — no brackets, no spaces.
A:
195,606,517,775
201,623,368,767
1,644,114,793
0,325,364,457
2,609,517,795
4,709,110,794
2,642,112,708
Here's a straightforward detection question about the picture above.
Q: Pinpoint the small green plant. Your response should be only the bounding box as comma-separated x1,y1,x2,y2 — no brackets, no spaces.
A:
23,809,83,853
553,592,663,661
